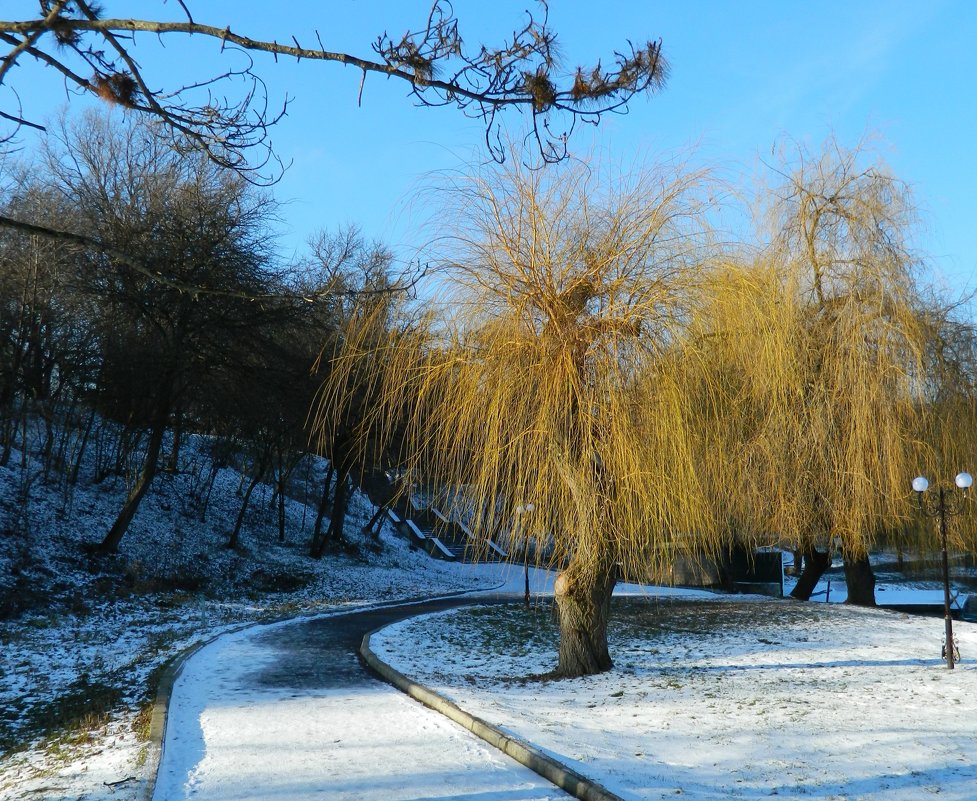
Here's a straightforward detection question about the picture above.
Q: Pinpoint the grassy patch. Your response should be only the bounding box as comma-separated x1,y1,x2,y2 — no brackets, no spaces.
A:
465,602,559,653
417,597,852,684
0,675,123,758
132,700,154,742
248,568,314,594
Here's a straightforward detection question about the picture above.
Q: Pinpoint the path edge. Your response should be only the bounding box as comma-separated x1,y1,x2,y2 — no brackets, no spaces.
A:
142,621,254,801
360,630,627,801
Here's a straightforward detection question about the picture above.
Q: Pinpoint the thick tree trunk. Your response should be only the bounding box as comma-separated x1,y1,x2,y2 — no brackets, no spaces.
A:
790,547,831,601
843,553,876,606
553,563,617,678
99,420,166,552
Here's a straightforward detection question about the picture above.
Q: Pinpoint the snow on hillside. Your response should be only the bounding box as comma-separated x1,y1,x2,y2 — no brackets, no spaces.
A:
6,418,977,801
0,426,502,799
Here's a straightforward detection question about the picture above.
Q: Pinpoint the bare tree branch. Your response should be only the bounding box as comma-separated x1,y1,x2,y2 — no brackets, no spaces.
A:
0,2,669,176
0,211,425,303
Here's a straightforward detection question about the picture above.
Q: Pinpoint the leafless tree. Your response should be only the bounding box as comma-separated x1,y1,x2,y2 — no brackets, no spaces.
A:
35,111,282,551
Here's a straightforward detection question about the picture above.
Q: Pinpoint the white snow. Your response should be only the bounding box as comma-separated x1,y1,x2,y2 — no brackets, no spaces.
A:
372,595,977,801
0,425,506,800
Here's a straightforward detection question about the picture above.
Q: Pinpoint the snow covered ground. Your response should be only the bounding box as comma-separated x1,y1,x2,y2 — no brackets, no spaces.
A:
5,420,977,801
142,569,699,801
373,596,977,801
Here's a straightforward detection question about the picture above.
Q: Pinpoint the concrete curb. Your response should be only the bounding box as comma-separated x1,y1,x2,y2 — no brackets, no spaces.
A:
360,629,627,801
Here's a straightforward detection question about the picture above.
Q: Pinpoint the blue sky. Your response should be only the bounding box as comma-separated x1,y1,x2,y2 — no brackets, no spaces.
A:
6,1,976,294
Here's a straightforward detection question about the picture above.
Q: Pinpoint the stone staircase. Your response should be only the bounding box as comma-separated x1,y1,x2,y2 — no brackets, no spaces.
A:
358,469,508,563
386,503,508,563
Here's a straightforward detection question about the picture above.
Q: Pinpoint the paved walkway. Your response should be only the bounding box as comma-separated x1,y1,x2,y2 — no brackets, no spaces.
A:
152,597,571,801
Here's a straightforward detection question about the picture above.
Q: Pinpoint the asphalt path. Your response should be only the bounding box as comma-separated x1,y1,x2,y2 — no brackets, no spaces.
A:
152,594,571,801
252,595,512,690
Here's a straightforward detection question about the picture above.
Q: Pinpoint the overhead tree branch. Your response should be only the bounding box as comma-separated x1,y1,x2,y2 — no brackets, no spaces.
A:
0,1,669,177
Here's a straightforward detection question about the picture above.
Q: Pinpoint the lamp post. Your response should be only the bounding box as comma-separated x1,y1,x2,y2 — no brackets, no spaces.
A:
515,503,535,608
911,471,971,669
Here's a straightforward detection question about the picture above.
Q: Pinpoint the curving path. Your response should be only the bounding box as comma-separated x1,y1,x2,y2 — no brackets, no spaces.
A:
152,595,571,801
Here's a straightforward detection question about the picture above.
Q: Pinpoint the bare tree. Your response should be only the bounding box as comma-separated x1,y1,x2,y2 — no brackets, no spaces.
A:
0,1,668,176
0,181,97,468
38,111,281,551
304,227,406,557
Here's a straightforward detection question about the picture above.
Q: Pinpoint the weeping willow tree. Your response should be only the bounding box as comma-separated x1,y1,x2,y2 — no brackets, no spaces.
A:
913,303,977,556
689,140,933,605
319,157,722,677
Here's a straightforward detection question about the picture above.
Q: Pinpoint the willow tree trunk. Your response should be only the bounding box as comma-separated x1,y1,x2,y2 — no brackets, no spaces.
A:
553,563,617,678
843,554,876,606
790,547,831,601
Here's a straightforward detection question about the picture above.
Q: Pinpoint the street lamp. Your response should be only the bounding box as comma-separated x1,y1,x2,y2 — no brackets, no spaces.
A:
911,471,971,669
515,503,535,608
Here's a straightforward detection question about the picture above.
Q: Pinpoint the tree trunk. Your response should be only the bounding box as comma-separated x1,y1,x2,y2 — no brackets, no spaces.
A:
197,463,221,522
277,470,287,543
0,414,13,467
843,553,876,606
164,414,182,473
99,420,166,552
309,464,335,556
228,470,262,550
315,471,350,558
40,401,56,476
362,504,387,541
69,404,96,485
790,547,831,601
53,396,79,479
553,562,617,678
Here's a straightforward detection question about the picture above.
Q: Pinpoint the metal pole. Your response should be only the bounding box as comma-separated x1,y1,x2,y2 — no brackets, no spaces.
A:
939,487,956,669
518,514,529,608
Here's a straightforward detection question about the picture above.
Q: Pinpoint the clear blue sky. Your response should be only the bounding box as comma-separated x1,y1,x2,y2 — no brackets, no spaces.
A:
6,1,976,295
